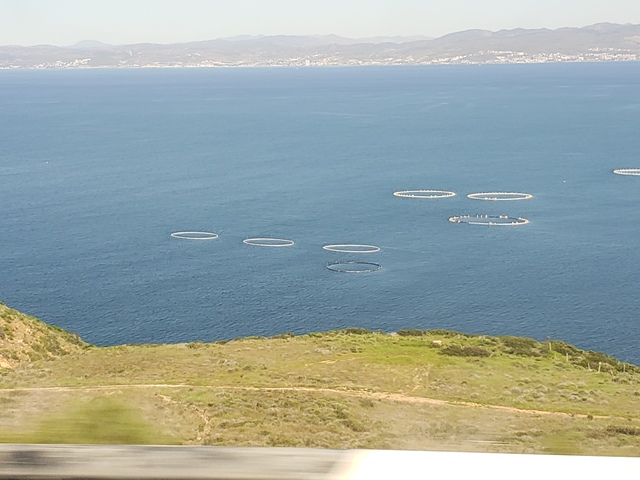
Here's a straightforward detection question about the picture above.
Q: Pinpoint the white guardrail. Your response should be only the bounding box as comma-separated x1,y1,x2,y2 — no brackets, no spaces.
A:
1,445,639,480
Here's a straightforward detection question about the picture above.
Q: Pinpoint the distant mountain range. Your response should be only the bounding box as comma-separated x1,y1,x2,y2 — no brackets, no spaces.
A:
1,23,639,69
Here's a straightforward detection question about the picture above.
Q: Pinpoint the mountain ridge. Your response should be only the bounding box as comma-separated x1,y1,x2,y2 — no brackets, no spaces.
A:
1,23,639,69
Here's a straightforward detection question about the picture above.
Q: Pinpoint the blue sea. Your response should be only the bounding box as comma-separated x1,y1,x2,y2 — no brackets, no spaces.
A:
1,63,639,363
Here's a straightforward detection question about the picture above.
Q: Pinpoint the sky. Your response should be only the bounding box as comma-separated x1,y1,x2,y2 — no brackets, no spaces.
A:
1,0,639,46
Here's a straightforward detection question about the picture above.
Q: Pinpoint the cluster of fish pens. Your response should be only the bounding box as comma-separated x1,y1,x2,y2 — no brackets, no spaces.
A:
171,169,638,273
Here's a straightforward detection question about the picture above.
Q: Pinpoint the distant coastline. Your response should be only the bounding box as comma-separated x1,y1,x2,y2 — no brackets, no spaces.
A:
1,22,639,70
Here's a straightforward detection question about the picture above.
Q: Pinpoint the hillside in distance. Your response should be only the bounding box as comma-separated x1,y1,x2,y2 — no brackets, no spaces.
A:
1,23,639,69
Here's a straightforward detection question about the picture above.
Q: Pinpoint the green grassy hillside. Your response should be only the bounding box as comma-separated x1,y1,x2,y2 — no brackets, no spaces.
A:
1,305,640,455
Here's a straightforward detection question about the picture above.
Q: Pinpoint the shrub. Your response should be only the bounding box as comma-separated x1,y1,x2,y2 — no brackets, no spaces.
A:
498,336,545,357
271,332,296,339
2,324,14,340
549,340,581,356
582,350,618,367
439,345,490,357
426,330,473,338
48,325,88,347
500,336,538,349
606,425,640,436
342,418,366,432
396,329,426,336
342,328,372,335
549,340,640,373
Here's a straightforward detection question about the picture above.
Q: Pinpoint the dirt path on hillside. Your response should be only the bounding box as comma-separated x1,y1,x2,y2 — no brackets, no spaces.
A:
0,383,613,419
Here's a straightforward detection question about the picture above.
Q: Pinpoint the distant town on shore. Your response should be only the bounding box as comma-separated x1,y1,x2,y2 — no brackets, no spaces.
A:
1,23,639,69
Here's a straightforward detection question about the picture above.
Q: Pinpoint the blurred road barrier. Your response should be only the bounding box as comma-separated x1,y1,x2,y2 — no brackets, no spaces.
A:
1,445,640,479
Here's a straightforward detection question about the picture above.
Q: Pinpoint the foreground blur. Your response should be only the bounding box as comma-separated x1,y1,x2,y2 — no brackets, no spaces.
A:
1,445,640,480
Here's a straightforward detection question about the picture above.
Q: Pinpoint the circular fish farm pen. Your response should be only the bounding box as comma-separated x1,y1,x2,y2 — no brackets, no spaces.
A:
243,238,295,247
326,261,382,273
170,231,220,240
613,168,640,176
448,214,529,226
467,192,533,201
322,244,381,253
393,190,456,199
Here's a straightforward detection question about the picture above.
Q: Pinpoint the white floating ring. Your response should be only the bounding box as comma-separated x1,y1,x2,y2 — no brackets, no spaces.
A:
243,237,295,247
170,231,219,240
323,244,381,253
613,168,640,176
326,261,382,273
467,192,533,201
448,215,529,226
393,189,456,199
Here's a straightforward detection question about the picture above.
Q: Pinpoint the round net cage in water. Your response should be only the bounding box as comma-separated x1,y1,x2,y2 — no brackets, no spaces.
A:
613,168,640,176
170,231,219,240
467,192,533,201
322,244,381,253
243,238,295,247
448,215,529,226
393,189,456,199
326,261,382,273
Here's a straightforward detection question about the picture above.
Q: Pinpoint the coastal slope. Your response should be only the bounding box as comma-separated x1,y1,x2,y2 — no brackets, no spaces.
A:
1,304,640,455
0,303,88,368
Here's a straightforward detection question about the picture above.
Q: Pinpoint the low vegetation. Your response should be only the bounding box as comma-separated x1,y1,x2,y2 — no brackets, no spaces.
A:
1,305,640,455
0,303,89,368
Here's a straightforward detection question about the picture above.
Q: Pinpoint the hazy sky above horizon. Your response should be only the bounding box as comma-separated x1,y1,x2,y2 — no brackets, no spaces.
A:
1,0,639,46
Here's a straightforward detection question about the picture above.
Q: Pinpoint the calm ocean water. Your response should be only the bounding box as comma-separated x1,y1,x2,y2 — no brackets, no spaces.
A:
1,63,639,362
